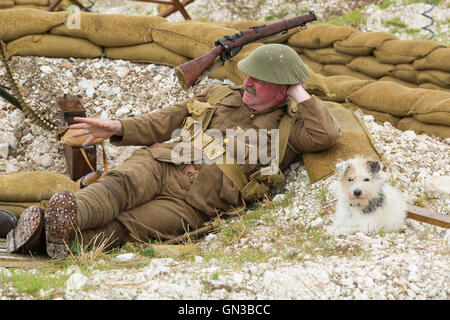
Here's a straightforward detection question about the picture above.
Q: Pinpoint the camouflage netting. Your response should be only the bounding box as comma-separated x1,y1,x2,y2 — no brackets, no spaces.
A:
0,9,449,185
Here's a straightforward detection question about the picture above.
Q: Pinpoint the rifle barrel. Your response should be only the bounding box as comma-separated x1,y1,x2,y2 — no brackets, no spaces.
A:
175,11,317,90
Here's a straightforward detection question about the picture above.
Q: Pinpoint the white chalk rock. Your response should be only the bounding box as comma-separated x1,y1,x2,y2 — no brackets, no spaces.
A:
65,273,88,291
34,154,53,168
424,176,450,200
40,66,53,74
0,143,8,159
116,67,129,78
116,253,134,262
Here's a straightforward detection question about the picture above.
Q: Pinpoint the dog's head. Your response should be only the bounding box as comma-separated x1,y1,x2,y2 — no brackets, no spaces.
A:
336,157,384,208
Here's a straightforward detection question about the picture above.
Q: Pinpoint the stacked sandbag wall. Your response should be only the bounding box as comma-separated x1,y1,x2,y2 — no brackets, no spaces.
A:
0,9,449,139
0,0,66,10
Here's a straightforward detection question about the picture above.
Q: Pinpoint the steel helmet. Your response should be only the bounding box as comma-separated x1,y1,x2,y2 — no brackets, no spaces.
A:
237,44,310,85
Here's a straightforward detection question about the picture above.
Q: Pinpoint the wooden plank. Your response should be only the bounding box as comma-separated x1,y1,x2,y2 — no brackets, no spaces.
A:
407,204,450,229
0,239,49,268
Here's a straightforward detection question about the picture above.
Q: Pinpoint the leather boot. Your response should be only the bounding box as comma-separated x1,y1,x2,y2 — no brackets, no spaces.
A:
0,209,17,238
44,191,78,259
6,206,46,254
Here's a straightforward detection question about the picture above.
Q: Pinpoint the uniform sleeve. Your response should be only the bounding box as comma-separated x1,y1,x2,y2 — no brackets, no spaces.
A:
288,96,341,153
109,86,219,146
109,102,189,146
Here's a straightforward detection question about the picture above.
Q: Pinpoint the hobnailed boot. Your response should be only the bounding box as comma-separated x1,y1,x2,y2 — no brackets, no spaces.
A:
0,209,18,238
44,191,78,259
6,206,46,254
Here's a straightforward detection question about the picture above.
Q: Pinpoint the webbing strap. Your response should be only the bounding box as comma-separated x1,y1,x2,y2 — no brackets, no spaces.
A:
215,162,248,191
79,141,109,173
216,98,299,192
207,85,234,106
278,98,299,162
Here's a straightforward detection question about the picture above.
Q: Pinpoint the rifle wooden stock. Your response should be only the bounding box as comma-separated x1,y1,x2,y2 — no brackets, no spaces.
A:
175,11,317,90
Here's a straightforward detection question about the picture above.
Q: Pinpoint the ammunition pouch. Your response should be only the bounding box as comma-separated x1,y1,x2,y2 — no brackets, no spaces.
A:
180,87,298,204
181,100,215,139
240,169,285,202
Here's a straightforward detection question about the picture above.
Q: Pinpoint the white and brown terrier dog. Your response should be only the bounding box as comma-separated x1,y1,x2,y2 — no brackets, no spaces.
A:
329,157,407,235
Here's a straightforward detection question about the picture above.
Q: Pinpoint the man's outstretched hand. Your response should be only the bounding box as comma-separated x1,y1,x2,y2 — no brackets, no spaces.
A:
69,117,124,147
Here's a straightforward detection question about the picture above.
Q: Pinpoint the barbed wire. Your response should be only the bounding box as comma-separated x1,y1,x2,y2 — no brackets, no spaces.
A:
421,0,435,40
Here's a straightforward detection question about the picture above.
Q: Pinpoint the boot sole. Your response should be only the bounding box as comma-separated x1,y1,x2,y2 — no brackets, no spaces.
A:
6,206,44,254
45,191,78,259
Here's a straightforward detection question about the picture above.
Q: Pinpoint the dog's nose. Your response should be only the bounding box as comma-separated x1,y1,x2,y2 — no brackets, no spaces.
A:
353,189,362,197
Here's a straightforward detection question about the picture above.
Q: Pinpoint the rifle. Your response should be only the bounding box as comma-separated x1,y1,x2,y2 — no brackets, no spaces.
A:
175,11,317,90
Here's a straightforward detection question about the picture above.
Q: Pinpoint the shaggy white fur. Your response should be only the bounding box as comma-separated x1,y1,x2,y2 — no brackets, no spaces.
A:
329,157,407,235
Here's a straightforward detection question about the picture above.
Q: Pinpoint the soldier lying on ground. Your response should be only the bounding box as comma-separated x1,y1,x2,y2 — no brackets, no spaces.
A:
4,44,341,258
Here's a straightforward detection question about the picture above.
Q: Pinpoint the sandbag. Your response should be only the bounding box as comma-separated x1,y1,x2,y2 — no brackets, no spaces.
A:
223,42,264,82
298,54,324,74
209,66,243,85
0,8,67,41
290,46,304,54
417,70,450,89
333,31,397,56
322,64,375,80
6,34,103,59
348,81,427,117
388,64,419,84
303,102,381,184
379,76,418,88
224,20,299,44
0,171,79,202
105,42,189,67
419,83,449,92
287,24,357,49
413,48,450,72
374,40,443,64
0,0,14,8
396,117,450,139
0,200,48,218
303,47,353,64
50,13,166,47
14,0,50,5
341,102,400,126
408,90,450,126
321,75,374,102
304,66,330,98
152,21,238,58
348,56,395,78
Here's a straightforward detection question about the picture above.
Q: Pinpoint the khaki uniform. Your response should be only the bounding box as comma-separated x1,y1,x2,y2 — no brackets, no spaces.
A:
75,84,341,245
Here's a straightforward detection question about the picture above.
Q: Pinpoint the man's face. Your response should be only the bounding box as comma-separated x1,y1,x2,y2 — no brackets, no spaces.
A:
242,76,287,111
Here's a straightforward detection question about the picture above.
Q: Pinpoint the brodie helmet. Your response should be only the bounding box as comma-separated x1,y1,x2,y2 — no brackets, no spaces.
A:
237,44,310,85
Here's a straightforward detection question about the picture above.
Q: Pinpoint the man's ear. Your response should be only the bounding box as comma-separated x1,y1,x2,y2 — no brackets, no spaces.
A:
277,85,288,101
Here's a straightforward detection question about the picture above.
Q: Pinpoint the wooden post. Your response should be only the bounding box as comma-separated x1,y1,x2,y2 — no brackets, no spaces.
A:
406,204,450,229
135,0,195,20
57,95,97,182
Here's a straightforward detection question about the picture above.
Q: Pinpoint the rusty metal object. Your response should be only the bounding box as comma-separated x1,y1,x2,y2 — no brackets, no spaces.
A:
47,0,86,11
135,0,195,20
57,95,97,182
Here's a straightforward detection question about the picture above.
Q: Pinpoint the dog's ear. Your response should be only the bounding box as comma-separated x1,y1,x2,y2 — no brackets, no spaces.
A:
335,160,349,179
368,160,383,175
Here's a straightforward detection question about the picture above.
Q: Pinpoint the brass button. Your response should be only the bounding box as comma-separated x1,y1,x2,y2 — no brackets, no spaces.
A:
223,138,229,144
249,113,256,120
267,129,271,136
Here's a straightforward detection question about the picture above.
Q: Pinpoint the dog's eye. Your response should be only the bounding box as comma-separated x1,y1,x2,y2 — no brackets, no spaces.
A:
364,178,370,182
348,178,353,182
